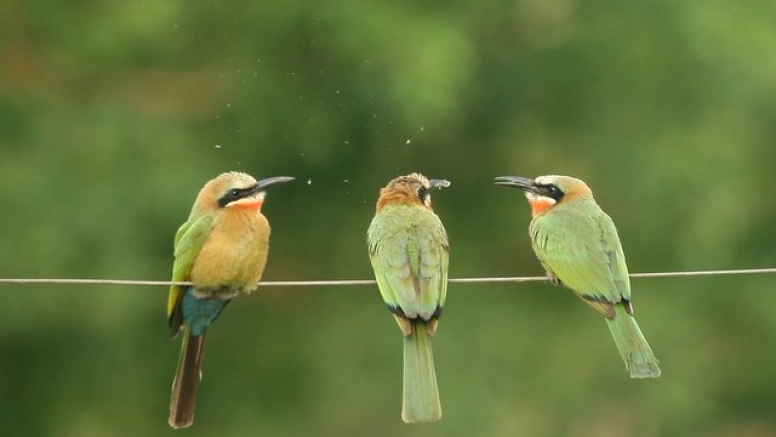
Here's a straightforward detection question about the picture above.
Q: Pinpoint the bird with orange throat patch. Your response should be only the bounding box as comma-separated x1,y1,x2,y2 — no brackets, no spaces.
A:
495,175,660,378
167,172,294,428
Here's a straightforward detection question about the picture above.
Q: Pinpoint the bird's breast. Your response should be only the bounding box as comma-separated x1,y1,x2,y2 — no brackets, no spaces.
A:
189,209,271,294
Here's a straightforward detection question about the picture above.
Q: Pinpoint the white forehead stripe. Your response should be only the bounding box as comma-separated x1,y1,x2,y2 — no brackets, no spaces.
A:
534,175,562,185
525,192,557,205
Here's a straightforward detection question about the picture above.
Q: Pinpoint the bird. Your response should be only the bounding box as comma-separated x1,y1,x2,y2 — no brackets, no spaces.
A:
167,171,294,428
495,175,660,378
367,173,451,423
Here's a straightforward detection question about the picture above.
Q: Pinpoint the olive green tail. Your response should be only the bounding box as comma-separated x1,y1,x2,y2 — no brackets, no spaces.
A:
605,304,661,378
168,328,206,428
402,322,442,423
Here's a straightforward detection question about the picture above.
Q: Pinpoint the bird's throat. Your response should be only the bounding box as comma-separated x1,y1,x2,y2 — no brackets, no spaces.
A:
232,199,263,211
528,196,555,217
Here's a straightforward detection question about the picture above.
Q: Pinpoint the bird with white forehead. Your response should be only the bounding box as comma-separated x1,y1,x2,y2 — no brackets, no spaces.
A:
495,174,661,379
167,171,294,428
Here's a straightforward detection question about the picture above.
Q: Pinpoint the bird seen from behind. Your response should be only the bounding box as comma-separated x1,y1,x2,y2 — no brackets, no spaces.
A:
367,173,451,422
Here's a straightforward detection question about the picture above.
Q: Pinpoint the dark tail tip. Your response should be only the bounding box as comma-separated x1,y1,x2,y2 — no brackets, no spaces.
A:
629,362,662,379
168,333,207,428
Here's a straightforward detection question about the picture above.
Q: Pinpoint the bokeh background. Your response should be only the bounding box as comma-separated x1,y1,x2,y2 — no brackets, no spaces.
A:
2,1,776,436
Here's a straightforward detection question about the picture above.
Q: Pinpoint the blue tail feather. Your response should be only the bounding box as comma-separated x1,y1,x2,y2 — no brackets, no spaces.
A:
181,291,230,336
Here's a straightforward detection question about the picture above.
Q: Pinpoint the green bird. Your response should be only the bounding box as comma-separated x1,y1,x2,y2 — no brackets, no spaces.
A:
367,173,451,422
167,171,294,428
495,175,660,378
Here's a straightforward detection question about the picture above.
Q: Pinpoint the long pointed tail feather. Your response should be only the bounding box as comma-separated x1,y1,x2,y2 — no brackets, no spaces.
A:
168,328,206,428
402,322,441,423
605,304,661,378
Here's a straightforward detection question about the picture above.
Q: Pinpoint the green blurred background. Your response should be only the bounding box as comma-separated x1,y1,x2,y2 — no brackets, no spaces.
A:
2,0,776,436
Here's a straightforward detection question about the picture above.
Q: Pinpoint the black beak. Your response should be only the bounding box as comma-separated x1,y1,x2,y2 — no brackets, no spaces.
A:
428,179,451,190
494,176,537,192
252,176,295,193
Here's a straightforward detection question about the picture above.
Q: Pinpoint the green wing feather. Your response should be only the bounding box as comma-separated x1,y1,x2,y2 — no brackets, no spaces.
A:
419,220,449,311
167,214,214,328
530,201,630,309
531,200,660,378
367,205,449,321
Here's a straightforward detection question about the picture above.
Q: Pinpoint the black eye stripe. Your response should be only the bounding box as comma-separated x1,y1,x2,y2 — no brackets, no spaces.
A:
217,187,253,207
538,183,564,201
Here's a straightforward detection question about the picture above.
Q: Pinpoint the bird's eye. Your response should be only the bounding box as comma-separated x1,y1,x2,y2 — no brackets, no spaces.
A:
543,184,564,200
218,188,247,208
417,186,429,201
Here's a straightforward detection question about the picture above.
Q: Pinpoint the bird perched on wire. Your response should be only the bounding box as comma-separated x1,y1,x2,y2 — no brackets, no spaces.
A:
367,173,451,422
495,174,660,378
167,171,294,428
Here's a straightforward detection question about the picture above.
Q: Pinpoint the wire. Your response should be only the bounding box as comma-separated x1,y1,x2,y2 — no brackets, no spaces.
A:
0,267,774,287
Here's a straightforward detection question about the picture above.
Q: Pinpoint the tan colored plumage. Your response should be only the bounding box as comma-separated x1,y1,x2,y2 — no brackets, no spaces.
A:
536,175,593,202
167,172,271,320
376,172,436,211
167,171,293,428
188,205,270,295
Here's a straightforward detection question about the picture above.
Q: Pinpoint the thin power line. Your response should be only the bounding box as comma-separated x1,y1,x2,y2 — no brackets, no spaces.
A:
0,267,774,287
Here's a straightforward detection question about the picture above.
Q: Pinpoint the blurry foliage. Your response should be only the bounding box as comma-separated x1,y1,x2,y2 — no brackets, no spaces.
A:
1,0,776,436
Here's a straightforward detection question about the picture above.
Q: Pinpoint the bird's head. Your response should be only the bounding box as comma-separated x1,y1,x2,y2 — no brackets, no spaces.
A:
494,174,593,217
376,172,450,211
193,172,294,214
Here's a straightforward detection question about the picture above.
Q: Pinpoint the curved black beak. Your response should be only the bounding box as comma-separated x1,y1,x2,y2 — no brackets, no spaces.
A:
252,176,295,193
494,176,536,193
428,179,451,190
